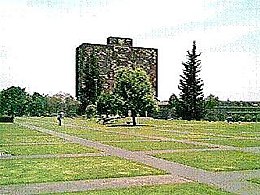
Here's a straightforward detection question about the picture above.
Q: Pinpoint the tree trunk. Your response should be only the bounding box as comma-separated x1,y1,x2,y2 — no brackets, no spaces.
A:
131,110,136,126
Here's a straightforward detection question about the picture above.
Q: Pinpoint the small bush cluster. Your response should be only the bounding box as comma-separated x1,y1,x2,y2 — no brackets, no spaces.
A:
0,116,14,123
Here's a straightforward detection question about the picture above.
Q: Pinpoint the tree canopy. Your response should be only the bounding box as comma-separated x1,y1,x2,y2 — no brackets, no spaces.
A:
0,86,28,116
114,67,157,125
0,86,79,117
97,92,122,117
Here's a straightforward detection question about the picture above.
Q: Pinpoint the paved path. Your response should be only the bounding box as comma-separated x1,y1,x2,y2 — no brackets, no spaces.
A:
241,147,260,154
1,122,260,194
0,175,189,195
0,152,109,160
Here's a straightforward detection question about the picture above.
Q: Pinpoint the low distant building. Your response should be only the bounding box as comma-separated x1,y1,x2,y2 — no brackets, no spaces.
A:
76,37,158,99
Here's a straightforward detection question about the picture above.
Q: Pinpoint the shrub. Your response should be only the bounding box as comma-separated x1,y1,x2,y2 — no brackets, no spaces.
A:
152,107,172,119
85,104,97,118
244,114,256,122
204,111,219,121
0,116,14,123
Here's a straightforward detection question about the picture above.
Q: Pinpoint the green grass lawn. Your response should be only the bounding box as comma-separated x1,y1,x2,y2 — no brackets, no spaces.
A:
0,156,166,185
0,122,66,144
17,117,103,132
18,117,192,140
15,117,260,149
0,135,65,144
0,122,99,155
17,118,157,141
194,138,260,147
0,123,45,136
75,131,153,141
248,178,260,185
2,117,258,194
102,141,207,151
48,183,233,195
144,119,260,137
19,117,260,133
155,150,260,172
0,143,99,155
16,117,260,143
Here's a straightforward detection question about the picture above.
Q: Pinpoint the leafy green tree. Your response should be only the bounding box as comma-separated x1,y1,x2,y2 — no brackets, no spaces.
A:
64,95,80,117
47,92,79,117
203,94,221,121
46,94,64,115
27,92,48,116
78,53,102,114
97,92,122,117
205,94,220,110
114,67,157,126
178,41,204,120
0,86,29,116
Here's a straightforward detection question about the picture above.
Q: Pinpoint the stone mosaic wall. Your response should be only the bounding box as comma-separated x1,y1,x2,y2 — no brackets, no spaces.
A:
76,37,158,98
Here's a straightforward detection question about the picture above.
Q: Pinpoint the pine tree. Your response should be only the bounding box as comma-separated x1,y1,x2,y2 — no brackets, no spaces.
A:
178,41,204,120
78,52,101,114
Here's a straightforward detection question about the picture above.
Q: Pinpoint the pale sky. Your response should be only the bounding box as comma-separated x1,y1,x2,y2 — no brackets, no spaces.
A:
0,0,259,101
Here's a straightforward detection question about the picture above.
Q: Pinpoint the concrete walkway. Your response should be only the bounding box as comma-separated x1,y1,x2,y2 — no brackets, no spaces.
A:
241,147,260,154
0,175,189,195
1,122,259,195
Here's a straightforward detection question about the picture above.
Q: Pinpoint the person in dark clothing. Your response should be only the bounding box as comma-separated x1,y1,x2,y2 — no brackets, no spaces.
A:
57,113,62,126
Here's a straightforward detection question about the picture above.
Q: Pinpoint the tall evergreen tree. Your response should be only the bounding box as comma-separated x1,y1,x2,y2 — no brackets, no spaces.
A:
78,52,101,114
178,41,204,120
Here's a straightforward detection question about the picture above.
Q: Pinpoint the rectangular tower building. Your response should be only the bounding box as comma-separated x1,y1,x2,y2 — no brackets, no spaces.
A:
76,37,158,100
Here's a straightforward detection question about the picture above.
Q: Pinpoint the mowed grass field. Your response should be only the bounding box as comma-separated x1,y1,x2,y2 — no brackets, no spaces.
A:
0,123,99,155
15,117,260,172
18,117,260,149
0,122,165,186
1,117,259,194
48,183,233,195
